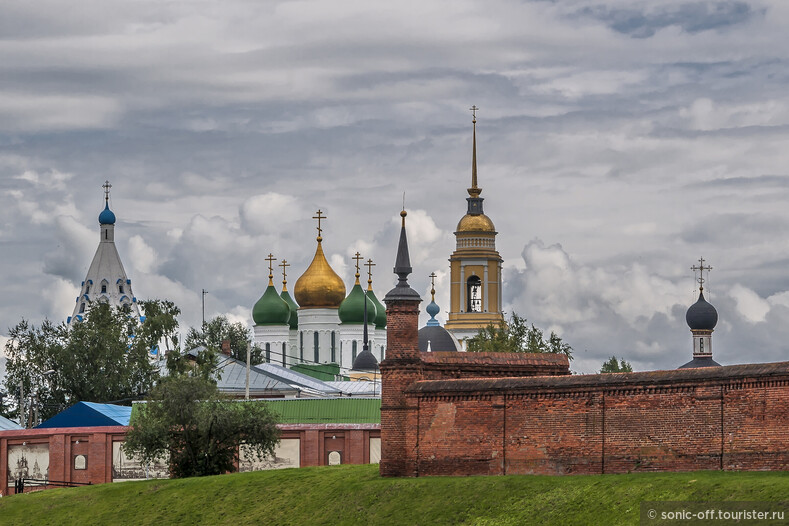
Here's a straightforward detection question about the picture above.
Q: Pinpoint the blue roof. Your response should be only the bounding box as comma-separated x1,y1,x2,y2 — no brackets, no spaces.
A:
36,401,131,428
98,202,116,225
0,415,22,431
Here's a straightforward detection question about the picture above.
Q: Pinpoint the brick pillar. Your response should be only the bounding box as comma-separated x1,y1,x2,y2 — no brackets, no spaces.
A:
380,209,423,477
1,437,7,496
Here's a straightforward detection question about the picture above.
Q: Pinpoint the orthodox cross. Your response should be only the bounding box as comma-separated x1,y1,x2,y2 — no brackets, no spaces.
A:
102,180,112,202
313,210,325,238
691,257,713,292
469,105,478,122
265,253,276,279
353,252,364,277
365,259,376,288
279,259,290,284
429,272,437,299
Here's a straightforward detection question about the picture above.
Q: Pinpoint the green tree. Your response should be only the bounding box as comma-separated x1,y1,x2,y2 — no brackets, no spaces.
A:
123,374,279,478
184,316,262,364
600,356,633,373
3,300,180,424
467,313,573,359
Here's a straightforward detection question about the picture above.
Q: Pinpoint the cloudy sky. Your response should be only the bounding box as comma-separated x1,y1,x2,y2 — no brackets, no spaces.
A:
2,0,789,374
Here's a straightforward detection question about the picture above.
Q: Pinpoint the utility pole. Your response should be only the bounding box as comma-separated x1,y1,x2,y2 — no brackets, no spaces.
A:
201,289,208,326
245,342,251,401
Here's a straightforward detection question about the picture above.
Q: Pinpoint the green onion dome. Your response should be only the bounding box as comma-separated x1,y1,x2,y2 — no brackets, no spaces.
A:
339,282,377,324
367,288,386,329
253,281,291,326
280,289,299,330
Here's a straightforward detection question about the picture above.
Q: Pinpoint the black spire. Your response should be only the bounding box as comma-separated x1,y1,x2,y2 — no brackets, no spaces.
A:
466,107,484,216
384,209,421,303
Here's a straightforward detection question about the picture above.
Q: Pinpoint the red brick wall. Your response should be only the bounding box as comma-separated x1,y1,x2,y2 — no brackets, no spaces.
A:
0,426,127,496
381,363,789,477
1,423,381,495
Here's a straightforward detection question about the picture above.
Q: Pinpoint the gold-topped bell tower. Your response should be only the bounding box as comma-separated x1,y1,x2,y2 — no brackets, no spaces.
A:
444,107,505,349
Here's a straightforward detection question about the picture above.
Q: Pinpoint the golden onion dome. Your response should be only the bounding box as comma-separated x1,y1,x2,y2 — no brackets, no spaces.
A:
294,239,347,309
456,213,495,233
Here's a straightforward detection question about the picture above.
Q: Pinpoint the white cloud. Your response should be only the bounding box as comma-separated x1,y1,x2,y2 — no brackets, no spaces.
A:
240,193,302,235
729,284,770,323
127,235,158,274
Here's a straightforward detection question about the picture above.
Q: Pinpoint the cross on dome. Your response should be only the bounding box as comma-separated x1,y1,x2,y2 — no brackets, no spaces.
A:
313,210,326,240
429,272,437,301
279,259,290,285
102,180,112,202
265,253,276,284
691,257,713,292
353,251,363,282
365,258,376,290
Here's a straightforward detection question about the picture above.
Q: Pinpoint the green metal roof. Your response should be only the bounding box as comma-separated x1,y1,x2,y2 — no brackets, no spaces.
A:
291,363,347,382
263,398,380,424
130,396,380,426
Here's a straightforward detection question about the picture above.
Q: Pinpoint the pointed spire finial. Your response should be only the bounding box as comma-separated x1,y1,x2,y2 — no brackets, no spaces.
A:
468,106,481,198
365,258,376,291
384,207,421,304
691,257,713,292
279,259,290,291
312,210,325,242
353,252,363,285
265,253,276,286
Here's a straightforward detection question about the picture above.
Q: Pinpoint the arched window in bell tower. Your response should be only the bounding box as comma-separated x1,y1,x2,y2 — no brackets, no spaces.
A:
467,275,482,312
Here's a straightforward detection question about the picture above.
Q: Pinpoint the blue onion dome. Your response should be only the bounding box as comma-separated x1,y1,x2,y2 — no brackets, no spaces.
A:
426,300,440,326
280,289,299,329
686,291,718,331
339,283,377,324
367,288,386,329
253,284,291,326
98,202,116,225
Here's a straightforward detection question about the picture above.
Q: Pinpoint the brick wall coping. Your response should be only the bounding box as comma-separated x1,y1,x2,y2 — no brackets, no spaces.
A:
278,423,380,431
406,361,789,394
0,425,128,438
0,423,380,439
421,351,569,367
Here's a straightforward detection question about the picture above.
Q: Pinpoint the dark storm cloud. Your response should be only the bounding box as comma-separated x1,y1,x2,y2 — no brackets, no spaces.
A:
684,174,789,190
679,213,789,245
577,2,757,39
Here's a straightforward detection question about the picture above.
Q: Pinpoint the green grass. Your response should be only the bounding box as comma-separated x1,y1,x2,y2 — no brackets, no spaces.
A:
1,466,788,525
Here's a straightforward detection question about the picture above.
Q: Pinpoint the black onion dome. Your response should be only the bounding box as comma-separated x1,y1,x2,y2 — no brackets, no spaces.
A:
418,326,459,352
686,292,718,331
352,348,379,372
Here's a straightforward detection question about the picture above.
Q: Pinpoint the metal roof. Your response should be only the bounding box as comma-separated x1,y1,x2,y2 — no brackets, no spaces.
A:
36,402,132,428
324,381,381,397
255,363,342,394
213,355,297,394
0,414,23,431
263,398,380,424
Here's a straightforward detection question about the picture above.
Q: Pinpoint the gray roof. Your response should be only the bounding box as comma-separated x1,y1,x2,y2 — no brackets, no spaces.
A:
212,355,299,395
0,414,22,431
419,325,459,352
324,380,381,397
255,363,342,395
678,356,721,369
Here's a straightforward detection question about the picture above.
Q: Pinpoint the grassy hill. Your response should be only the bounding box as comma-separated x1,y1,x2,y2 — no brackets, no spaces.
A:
2,465,788,525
